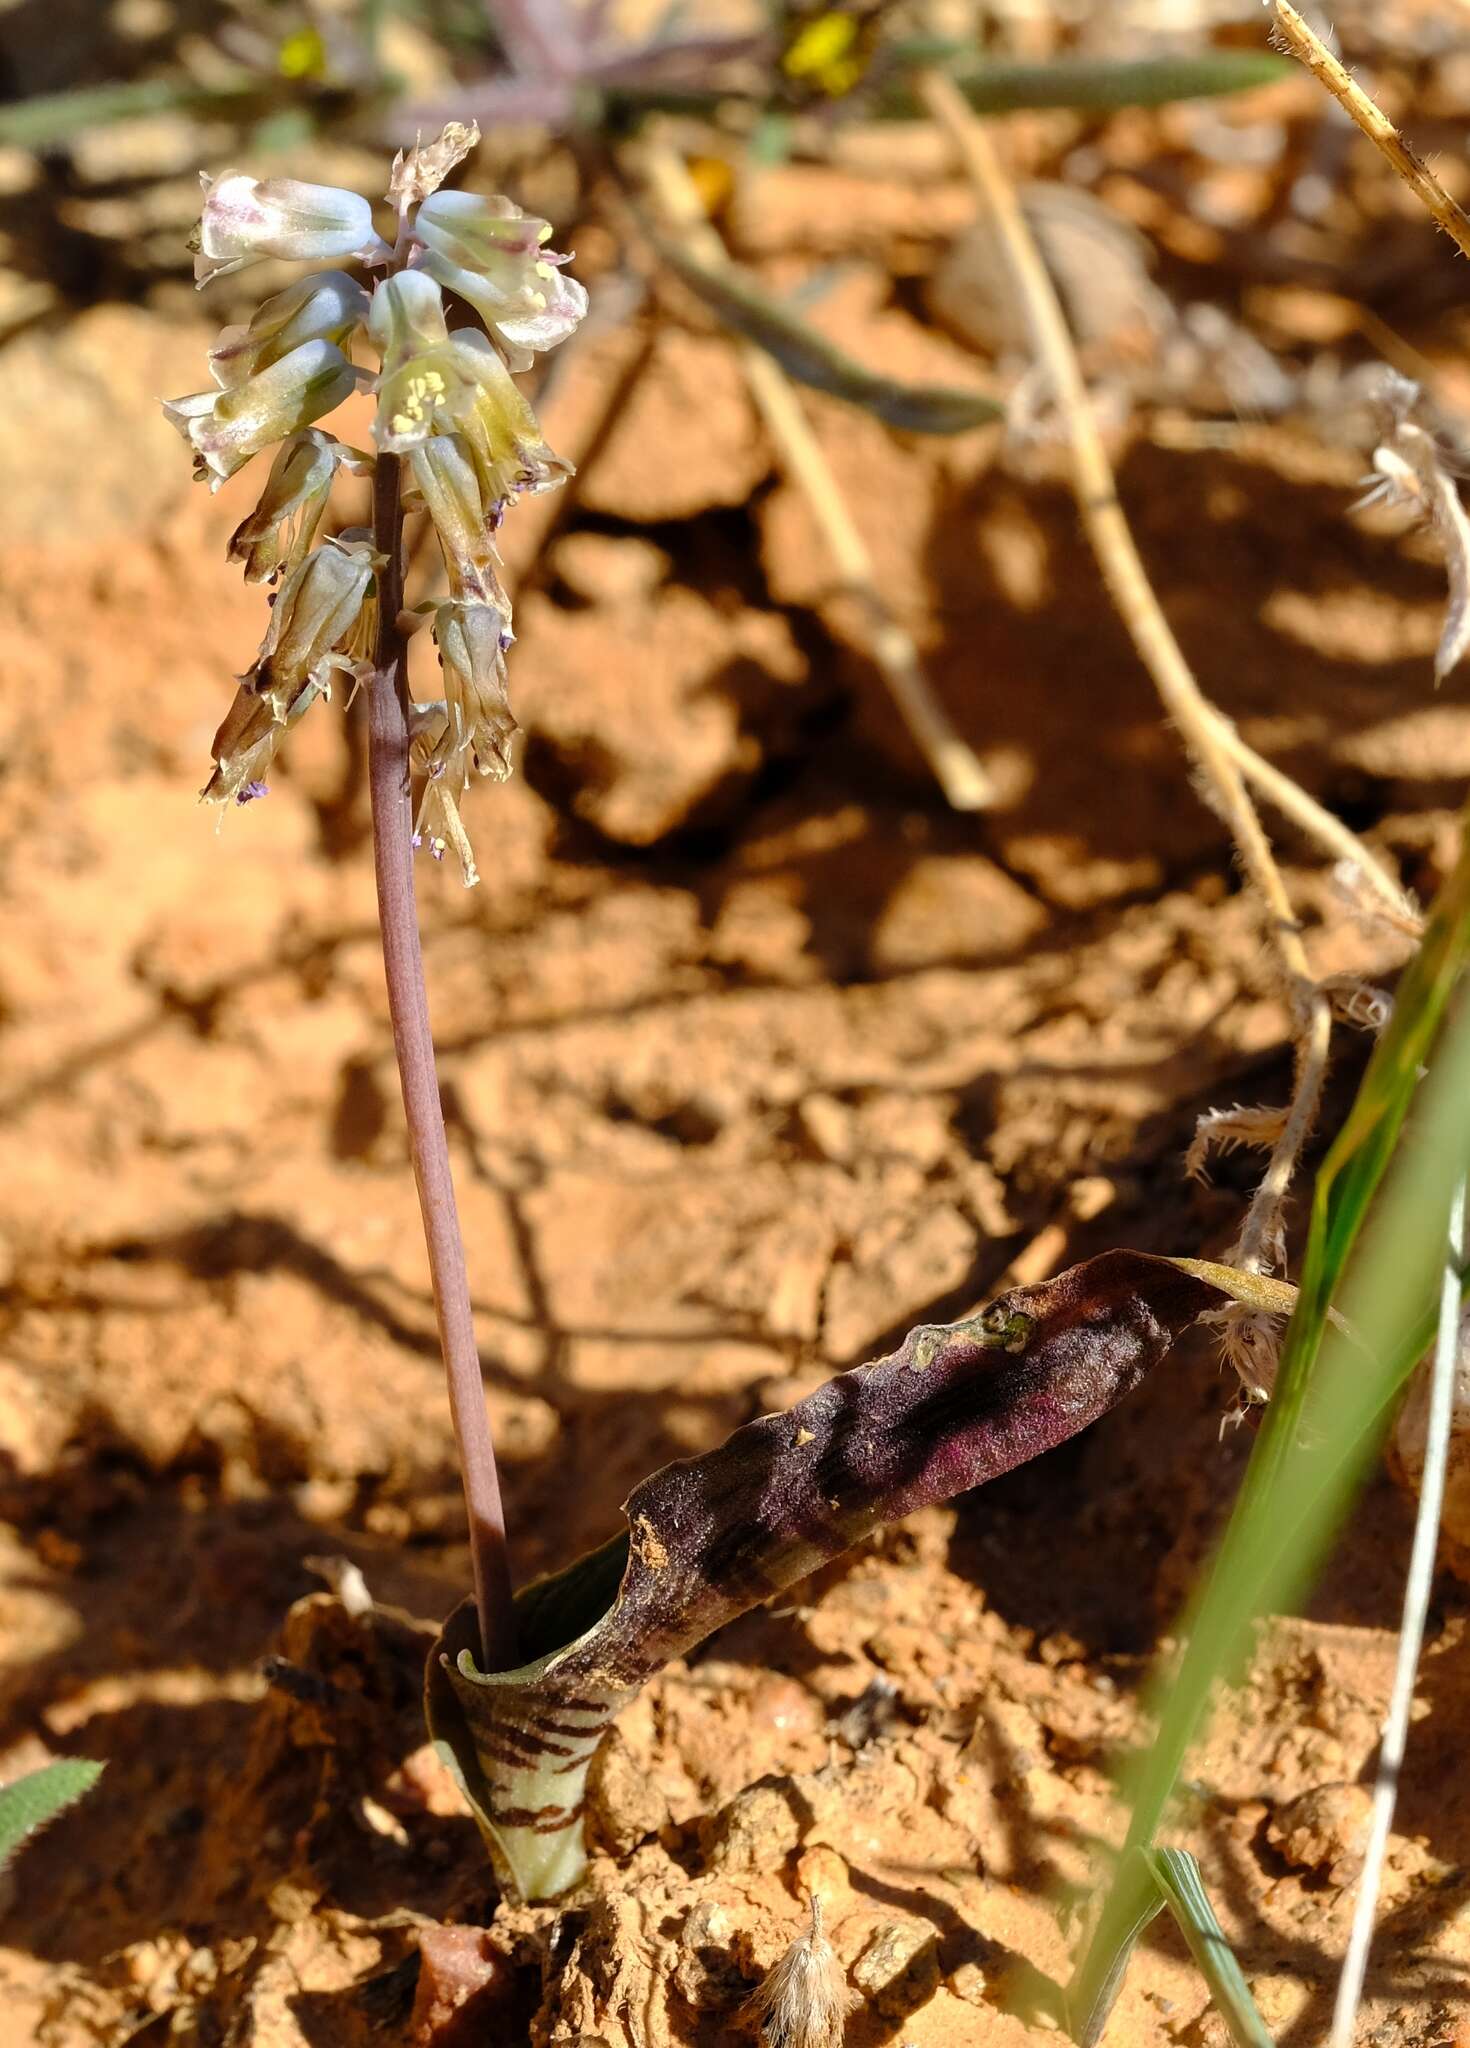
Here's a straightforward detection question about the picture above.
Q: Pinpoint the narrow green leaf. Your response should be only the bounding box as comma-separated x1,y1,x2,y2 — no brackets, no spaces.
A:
1068,815,1470,2045
0,78,265,149
0,1760,103,1869
1144,1849,1274,2048
881,51,1292,118
649,231,1003,434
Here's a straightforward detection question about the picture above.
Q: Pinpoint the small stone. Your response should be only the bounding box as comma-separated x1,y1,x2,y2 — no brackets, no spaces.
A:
409,1924,515,2046
587,1726,671,1858
849,1920,940,2019
948,1961,988,2006
1267,1783,1374,1886
700,1777,805,1873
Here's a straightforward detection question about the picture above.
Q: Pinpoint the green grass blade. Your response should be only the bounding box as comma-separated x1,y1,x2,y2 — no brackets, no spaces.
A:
1067,815,1470,2044
0,1760,103,1869
1072,1850,1169,2037
879,51,1291,118
1144,1849,1274,2048
0,77,261,149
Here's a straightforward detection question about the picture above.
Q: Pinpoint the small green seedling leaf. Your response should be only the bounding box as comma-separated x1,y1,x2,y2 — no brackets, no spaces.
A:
650,232,1003,433
1144,1850,1274,2048
0,1760,103,1870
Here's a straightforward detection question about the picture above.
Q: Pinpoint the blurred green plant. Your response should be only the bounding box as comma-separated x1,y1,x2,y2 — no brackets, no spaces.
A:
0,1,1288,175
1141,1849,1274,2048
0,1760,103,1871
1065,811,1470,2044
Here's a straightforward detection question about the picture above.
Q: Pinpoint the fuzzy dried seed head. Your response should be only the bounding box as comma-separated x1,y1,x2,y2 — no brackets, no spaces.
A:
742,1895,858,2048
1355,375,1470,683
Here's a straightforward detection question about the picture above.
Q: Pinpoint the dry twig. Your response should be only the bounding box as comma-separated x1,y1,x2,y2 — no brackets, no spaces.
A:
1270,2,1470,262
635,139,995,812
916,65,1340,1384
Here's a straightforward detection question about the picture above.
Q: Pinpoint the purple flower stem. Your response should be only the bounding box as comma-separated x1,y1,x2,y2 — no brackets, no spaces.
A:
366,446,516,1673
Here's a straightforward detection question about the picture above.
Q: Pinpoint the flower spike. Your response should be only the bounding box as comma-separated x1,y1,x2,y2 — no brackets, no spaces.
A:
173,130,582,889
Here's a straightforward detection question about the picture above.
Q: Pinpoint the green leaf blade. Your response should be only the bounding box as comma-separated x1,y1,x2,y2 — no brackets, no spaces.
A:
0,1759,103,1869
1143,1849,1275,2048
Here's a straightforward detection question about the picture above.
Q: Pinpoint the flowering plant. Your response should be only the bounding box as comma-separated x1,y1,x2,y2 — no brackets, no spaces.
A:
165,120,585,882
164,123,586,1680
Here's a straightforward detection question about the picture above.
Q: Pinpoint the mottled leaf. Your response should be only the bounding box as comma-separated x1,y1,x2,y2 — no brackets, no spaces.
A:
428,1250,1252,1901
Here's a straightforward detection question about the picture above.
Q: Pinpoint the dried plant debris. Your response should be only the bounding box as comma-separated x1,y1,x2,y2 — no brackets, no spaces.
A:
741,1894,857,2048
1186,1102,1290,1185
927,182,1172,363
427,1251,1291,1902
1356,372,1470,684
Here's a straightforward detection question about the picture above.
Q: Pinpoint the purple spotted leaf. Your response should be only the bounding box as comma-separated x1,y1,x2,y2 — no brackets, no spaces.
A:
427,1250,1268,1901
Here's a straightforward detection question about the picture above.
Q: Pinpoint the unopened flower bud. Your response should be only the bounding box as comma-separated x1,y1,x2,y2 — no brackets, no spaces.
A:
209,270,370,389
192,170,390,286
410,190,586,370
163,338,359,490
227,429,370,584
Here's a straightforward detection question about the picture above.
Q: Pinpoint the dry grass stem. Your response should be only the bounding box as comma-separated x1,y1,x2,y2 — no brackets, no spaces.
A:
637,139,995,812
917,65,1335,1373
1271,2,1470,262
1203,710,1420,933
1330,1186,1467,2048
